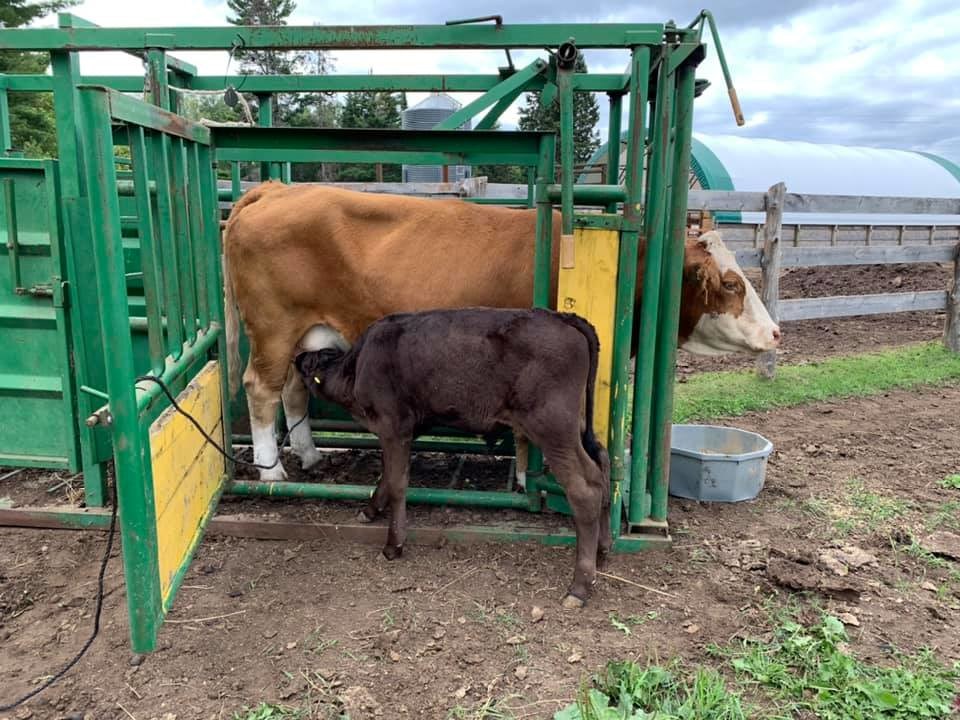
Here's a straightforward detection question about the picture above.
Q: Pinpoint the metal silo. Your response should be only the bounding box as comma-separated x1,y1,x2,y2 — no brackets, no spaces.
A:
401,93,472,183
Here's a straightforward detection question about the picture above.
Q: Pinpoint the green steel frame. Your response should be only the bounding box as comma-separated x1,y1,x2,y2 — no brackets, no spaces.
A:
0,11,723,648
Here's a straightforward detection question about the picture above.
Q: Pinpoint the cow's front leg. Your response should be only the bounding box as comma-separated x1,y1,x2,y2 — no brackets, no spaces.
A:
244,356,288,482
282,366,322,470
514,430,528,492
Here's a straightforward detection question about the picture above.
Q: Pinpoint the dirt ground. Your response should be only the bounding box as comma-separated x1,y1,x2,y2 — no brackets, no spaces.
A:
1,263,958,720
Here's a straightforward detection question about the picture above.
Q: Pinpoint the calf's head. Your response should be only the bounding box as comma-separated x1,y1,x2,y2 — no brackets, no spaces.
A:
679,231,781,355
294,349,347,399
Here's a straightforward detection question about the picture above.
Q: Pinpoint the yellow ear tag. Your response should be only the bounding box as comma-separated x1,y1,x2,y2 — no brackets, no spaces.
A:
314,376,321,384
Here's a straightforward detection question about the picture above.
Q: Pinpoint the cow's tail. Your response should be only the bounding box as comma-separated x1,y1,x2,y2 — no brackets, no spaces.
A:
222,181,284,399
557,312,608,477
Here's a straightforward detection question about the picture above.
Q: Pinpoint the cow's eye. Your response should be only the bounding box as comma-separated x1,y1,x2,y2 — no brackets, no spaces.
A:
722,281,739,292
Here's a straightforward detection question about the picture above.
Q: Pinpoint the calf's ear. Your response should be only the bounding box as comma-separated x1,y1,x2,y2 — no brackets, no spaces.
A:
294,352,320,382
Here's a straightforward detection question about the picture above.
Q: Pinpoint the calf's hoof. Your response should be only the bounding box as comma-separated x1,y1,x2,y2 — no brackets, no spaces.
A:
561,593,586,610
596,548,611,572
356,508,378,523
381,544,403,561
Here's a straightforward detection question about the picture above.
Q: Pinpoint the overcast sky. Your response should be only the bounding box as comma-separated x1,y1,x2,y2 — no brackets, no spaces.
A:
30,0,960,163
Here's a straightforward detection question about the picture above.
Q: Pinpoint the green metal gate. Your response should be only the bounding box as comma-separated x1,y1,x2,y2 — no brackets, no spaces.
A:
77,86,229,652
0,158,81,470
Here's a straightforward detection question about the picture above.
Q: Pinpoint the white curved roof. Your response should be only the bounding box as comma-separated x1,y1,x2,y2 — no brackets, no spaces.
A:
695,133,960,226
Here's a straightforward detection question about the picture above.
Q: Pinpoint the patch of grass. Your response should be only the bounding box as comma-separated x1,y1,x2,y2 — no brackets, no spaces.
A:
905,541,951,571
843,480,910,532
672,342,960,423
232,704,307,720
609,611,660,635
939,475,960,490
554,661,748,720
929,501,960,531
724,615,959,719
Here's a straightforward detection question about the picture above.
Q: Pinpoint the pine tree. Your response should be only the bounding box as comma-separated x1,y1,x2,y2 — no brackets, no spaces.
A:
225,0,334,181
0,0,78,157
336,91,404,182
517,54,600,166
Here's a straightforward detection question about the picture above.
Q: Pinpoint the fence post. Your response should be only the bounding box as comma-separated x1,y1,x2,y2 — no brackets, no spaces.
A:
945,242,960,352
757,182,786,378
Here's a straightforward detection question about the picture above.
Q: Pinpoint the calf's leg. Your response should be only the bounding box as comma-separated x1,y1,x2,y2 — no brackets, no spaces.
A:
539,440,603,608
513,431,528,491
281,366,322,470
379,435,412,560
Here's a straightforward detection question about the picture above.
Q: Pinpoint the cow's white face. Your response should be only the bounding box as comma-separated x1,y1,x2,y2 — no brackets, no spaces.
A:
679,231,781,356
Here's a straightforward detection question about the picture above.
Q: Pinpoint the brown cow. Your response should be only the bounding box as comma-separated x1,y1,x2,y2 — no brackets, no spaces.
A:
294,307,609,607
223,182,780,481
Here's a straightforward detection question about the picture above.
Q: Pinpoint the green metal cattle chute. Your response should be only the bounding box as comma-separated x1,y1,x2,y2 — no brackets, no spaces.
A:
0,12,737,652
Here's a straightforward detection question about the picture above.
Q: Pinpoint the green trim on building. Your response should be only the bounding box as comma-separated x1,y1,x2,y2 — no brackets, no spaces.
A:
915,151,960,186
690,137,739,223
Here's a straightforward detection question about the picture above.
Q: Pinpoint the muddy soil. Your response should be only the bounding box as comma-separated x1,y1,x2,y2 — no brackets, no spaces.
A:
2,384,959,720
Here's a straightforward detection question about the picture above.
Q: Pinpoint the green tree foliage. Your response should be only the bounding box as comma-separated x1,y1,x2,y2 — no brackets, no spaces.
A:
0,0,78,157
225,0,335,181
517,54,600,166
336,91,404,182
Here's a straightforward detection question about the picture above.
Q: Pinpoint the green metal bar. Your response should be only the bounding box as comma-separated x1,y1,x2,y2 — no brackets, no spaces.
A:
89,86,210,144
234,432,494,454
229,480,534,510
605,92,623,209
546,184,626,205
76,86,162,653
51,47,110,506
255,94,280,181
212,127,549,167
145,49,169,110
187,142,209,330
525,133,556,507
128,126,165,376
0,73,637,94
557,64,574,237
231,162,242,201
607,46,650,538
0,24,666,51
687,11,744,126
196,143,233,475
0,89,10,152
630,50,674,528
474,86,526,130
152,132,184,357
435,59,547,130
170,137,198,344
2,178,19,289
281,162,291,183
648,60,697,524
133,327,220,416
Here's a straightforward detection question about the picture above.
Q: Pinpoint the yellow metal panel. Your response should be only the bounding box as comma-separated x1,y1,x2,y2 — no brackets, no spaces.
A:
556,226,620,445
149,361,225,604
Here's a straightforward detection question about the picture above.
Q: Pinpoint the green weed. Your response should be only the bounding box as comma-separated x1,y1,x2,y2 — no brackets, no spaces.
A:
232,703,308,720
725,615,959,719
554,661,747,720
939,475,960,490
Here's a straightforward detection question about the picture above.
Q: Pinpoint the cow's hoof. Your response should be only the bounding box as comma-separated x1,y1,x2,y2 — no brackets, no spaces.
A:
596,549,611,572
299,446,324,471
561,594,586,610
258,463,288,483
515,471,527,492
356,509,377,523
382,544,403,561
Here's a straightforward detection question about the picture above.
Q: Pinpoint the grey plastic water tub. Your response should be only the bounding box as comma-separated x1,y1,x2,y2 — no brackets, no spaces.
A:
668,424,773,502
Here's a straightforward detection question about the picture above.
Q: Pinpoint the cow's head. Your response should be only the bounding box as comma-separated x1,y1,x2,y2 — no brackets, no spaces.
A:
679,231,781,355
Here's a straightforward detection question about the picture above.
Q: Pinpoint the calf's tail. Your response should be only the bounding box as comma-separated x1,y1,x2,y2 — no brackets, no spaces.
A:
557,313,608,476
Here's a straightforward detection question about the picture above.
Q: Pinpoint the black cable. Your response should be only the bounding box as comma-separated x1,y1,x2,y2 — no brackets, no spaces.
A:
1,375,307,710
134,375,308,470
0,481,119,712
